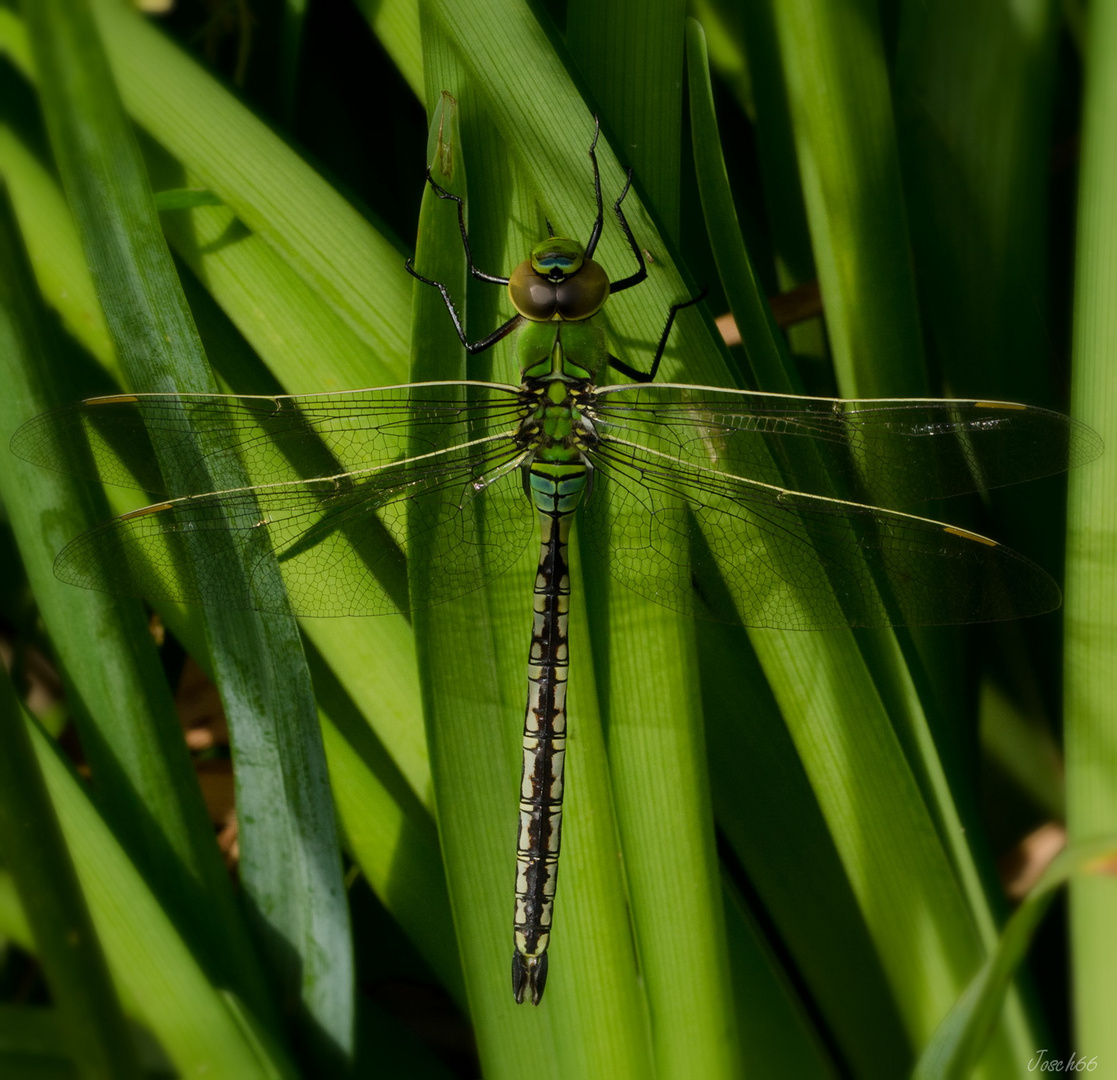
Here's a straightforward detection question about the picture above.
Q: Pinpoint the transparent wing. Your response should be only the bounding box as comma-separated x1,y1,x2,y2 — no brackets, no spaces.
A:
11,382,524,494
591,384,1102,509
582,437,1061,629
13,383,534,617
51,434,534,617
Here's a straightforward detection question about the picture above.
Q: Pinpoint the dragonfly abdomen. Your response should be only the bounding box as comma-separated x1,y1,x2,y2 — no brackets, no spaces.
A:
512,459,585,1005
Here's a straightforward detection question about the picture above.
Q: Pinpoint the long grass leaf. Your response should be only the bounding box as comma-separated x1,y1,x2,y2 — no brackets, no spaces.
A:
23,0,352,1066
0,635,139,1080
915,839,1117,1079
3,24,276,1044
19,711,293,1078
568,4,741,1075
1065,0,1117,1060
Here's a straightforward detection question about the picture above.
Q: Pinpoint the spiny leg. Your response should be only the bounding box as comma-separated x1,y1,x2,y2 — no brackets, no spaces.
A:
416,170,509,286
608,287,708,384
405,260,524,354
405,171,523,354
576,118,704,381
582,116,648,300
583,115,606,259
600,158,648,294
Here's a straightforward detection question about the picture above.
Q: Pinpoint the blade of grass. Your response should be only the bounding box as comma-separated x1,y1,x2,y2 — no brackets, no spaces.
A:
1065,0,1117,1060
0,1005,164,1079
24,0,352,1066
690,10,1038,1066
0,125,113,364
721,881,841,1078
567,4,742,1075
4,9,447,1017
567,0,685,242
685,19,793,393
1,50,276,1051
406,83,526,1049
694,0,816,292
142,591,463,1012
314,697,464,1004
412,32,653,1077
0,651,139,1079
698,613,909,1077
768,0,925,400
914,838,1117,1080
158,604,465,1008
88,0,409,362
894,0,1059,404
18,705,293,1078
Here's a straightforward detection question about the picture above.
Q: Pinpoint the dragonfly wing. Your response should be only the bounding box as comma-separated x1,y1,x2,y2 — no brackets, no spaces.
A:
582,439,1061,629
592,384,1101,509
11,383,524,495
53,435,534,617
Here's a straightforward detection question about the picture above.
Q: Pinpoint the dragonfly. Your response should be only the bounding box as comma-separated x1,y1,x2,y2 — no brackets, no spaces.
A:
12,119,1100,1007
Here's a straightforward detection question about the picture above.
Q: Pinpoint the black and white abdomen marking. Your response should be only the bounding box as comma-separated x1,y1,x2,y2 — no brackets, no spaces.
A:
511,459,585,1005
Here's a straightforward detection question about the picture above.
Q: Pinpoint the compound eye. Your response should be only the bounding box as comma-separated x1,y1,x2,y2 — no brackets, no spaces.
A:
553,258,609,320
508,260,558,320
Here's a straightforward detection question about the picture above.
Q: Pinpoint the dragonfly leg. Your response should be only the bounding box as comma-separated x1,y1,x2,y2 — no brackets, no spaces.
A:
607,287,708,383
581,116,649,301
405,258,525,354
420,170,509,286
602,167,648,295
583,116,606,259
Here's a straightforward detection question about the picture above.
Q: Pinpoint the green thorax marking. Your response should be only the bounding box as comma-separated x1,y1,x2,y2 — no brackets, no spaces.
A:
515,336,597,514
508,236,607,515
516,320,606,383
517,343,595,461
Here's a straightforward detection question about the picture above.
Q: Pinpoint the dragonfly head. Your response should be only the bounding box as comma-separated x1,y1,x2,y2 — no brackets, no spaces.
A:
509,237,610,323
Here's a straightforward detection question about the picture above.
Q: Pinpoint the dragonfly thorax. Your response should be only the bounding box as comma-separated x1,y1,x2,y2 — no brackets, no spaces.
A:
508,237,610,323
515,374,598,460
516,321,607,384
